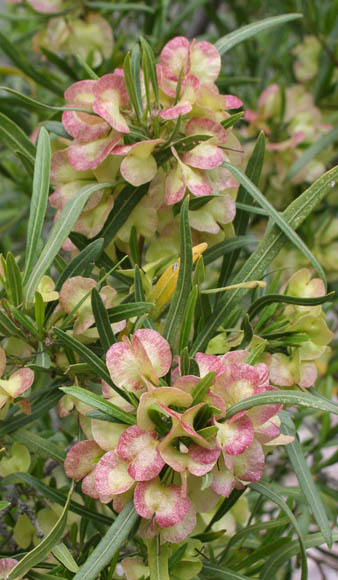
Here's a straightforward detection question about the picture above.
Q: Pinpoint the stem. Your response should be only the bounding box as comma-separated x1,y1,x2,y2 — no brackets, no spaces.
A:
147,537,170,580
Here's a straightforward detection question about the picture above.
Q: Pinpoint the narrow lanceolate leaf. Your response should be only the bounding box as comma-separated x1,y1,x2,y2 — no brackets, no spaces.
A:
192,372,215,406
34,292,45,335
10,306,41,340
202,565,252,579
91,288,115,351
191,165,338,354
100,183,148,248
0,86,89,114
134,265,155,329
24,183,113,307
6,252,23,306
248,291,335,319
0,111,35,167
223,161,327,283
61,386,136,425
0,389,62,436
107,302,154,323
53,329,132,406
8,483,74,580
53,327,110,382
11,428,66,462
260,532,338,580
250,481,307,580
178,285,199,351
225,390,338,421
0,473,113,527
124,52,142,123
215,13,303,55
163,197,193,348
55,238,104,291
23,127,51,284
148,538,170,580
286,126,338,181
0,501,10,510
0,309,26,339
217,133,264,288
140,36,160,107
203,236,257,265
0,31,63,95
205,489,245,532
281,413,332,548
72,501,139,580
52,543,79,573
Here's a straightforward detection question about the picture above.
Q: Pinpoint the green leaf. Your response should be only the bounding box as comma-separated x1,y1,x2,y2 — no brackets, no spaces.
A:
260,532,338,580
215,14,303,55
239,314,253,348
0,501,10,510
218,516,291,563
61,386,136,426
140,37,160,108
134,266,154,330
0,473,113,527
235,202,269,216
178,285,199,351
52,543,79,573
6,252,23,306
91,288,115,351
221,111,244,129
99,183,148,248
250,481,307,580
202,565,253,579
191,372,215,405
225,390,338,421
286,126,338,181
281,413,332,548
34,292,45,335
10,307,41,340
8,483,74,579
11,428,65,462
129,225,139,265
148,537,170,580
41,120,72,140
23,127,51,284
72,501,139,580
163,197,192,348
108,302,154,323
205,489,245,532
131,44,143,117
55,238,104,291
191,164,338,354
0,86,88,114
0,32,63,95
217,133,264,288
0,388,62,436
168,544,187,571
40,47,78,81
223,161,326,284
27,572,62,580
0,111,35,167
248,291,335,319
53,327,115,385
0,308,26,339
124,52,142,123
24,183,113,307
